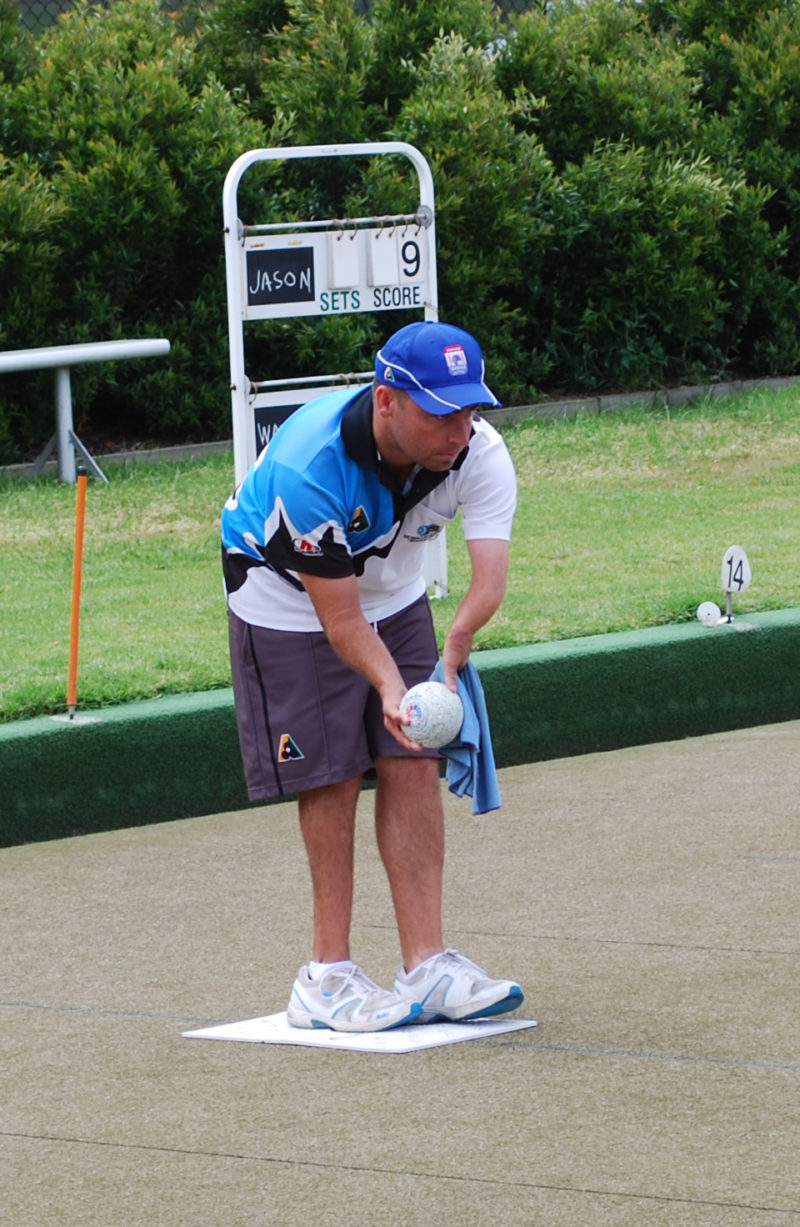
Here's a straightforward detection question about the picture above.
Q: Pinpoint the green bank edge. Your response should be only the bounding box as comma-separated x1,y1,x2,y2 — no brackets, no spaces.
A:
3,608,798,847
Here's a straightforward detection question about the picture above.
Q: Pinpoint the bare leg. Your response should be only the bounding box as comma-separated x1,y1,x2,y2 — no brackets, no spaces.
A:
374,756,445,973
298,775,363,962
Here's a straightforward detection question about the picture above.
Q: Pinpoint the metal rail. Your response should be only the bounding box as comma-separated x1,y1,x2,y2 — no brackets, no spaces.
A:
0,338,171,482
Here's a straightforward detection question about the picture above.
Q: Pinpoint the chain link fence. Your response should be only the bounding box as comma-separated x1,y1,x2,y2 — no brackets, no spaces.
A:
18,0,537,34
19,0,71,30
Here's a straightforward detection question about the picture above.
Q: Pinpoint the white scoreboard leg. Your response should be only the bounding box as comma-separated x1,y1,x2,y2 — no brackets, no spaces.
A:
424,530,448,600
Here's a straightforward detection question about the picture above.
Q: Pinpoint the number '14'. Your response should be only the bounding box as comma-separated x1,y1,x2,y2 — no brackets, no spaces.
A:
721,545,752,594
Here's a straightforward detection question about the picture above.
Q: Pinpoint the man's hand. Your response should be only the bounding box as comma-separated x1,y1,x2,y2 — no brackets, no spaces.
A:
300,572,424,751
382,678,424,752
441,627,474,691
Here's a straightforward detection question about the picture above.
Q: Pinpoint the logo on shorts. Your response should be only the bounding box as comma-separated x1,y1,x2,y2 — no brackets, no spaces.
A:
278,733,304,762
347,506,370,533
293,537,322,555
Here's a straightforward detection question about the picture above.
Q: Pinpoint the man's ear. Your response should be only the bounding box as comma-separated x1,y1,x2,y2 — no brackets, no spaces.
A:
374,383,397,419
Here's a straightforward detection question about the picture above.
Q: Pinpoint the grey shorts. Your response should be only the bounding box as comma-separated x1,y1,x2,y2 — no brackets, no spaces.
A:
228,594,440,802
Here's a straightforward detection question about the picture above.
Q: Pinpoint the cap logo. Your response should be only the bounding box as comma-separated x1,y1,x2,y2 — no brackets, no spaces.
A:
443,345,468,377
382,364,396,382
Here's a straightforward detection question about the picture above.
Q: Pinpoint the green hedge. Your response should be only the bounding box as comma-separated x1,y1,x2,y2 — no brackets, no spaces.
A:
3,0,800,460
0,0,272,454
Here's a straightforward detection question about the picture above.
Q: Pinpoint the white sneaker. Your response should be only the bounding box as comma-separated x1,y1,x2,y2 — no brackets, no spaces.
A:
287,963,422,1032
394,948,524,1023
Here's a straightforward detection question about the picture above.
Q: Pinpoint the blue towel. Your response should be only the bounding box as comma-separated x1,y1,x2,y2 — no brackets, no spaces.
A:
430,659,501,815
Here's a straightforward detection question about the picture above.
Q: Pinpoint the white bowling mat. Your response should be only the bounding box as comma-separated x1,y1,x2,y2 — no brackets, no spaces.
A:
183,1011,537,1053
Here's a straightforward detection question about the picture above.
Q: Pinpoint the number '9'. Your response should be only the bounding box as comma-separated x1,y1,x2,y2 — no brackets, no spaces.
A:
401,240,420,278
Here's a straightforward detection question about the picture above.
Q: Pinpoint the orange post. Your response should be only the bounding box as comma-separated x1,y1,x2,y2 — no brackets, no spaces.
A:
67,466,88,719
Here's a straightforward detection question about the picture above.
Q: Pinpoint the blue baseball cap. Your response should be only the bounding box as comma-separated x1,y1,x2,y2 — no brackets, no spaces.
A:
375,321,500,416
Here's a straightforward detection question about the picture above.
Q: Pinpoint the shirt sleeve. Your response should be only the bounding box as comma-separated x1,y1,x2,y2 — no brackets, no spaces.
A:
258,462,355,579
457,420,517,541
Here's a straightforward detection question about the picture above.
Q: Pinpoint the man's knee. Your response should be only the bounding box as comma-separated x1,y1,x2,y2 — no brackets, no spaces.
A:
374,755,442,788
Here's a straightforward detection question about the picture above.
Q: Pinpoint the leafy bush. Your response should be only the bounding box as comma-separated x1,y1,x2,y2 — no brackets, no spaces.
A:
365,0,503,118
0,0,32,86
530,144,772,388
246,0,378,144
494,0,800,388
382,32,556,400
0,0,272,459
189,0,800,402
495,0,701,168
195,0,543,403
4,0,800,459
191,0,290,109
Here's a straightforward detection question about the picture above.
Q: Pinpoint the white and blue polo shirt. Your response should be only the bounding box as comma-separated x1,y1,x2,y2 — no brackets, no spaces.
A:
221,386,516,632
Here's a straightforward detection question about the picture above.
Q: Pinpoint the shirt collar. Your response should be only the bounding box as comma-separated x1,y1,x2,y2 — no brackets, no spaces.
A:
341,387,379,471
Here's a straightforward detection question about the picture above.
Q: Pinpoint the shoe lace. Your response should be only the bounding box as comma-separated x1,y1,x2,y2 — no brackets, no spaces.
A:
441,948,479,972
327,964,381,1003
437,948,488,987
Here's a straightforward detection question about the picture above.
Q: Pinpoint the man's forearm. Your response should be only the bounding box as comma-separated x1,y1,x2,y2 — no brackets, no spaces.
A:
442,538,510,685
320,606,407,700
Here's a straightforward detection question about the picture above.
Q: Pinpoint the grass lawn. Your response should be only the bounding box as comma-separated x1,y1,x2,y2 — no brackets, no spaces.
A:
2,385,799,723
